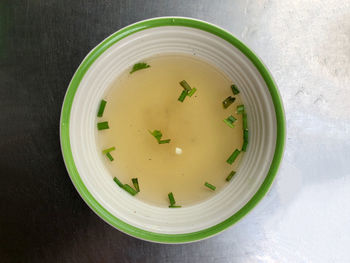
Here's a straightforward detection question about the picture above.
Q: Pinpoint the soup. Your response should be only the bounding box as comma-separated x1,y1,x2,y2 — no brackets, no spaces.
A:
96,54,246,207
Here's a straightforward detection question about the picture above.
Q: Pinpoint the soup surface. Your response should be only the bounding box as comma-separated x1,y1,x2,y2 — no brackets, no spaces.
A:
97,54,244,206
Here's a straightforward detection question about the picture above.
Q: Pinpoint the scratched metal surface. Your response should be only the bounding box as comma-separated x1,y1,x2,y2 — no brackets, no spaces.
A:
1,0,350,262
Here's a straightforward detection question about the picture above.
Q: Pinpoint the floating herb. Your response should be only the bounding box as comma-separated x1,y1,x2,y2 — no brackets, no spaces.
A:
106,152,114,161
231,84,240,95
223,115,237,128
242,129,248,152
226,149,240,165
113,177,123,188
97,99,107,117
204,182,216,191
178,80,197,102
223,96,236,109
122,184,138,196
226,171,236,182
97,121,109,130
168,192,176,206
168,192,181,208
132,178,140,192
179,80,192,91
148,129,171,144
237,104,245,114
178,90,188,102
102,147,115,154
187,87,197,97
130,62,150,74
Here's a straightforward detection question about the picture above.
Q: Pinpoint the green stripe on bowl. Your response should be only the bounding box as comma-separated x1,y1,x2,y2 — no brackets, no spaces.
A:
60,17,285,243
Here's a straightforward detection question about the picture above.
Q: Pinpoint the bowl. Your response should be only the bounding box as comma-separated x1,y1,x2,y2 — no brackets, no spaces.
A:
60,17,285,243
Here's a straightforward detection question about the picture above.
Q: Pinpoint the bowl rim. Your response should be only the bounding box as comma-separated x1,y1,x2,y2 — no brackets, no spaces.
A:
60,16,286,243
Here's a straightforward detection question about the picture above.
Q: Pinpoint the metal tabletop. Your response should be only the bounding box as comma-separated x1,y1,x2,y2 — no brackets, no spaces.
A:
1,0,349,262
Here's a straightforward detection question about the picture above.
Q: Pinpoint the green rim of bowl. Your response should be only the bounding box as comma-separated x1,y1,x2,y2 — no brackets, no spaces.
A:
60,17,285,243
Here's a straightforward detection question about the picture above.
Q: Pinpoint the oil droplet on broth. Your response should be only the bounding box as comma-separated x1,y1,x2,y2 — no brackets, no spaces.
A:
97,54,243,207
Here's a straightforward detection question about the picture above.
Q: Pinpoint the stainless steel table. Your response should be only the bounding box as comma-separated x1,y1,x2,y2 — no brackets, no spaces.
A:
1,0,349,262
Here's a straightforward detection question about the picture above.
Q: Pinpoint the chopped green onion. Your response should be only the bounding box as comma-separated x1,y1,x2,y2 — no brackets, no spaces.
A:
103,146,116,161
223,115,237,128
226,171,236,182
113,177,123,188
159,139,171,144
168,192,176,206
178,90,188,102
168,192,181,208
149,129,171,144
149,130,170,144
97,99,107,117
187,87,197,97
222,96,236,109
242,129,248,152
204,182,216,191
179,80,192,91
97,121,109,130
130,62,150,74
102,147,115,154
149,129,162,140
231,84,240,95
132,178,140,192
237,104,245,114
242,140,248,152
223,119,234,128
227,115,236,123
226,149,240,165
243,112,248,130
122,184,138,196
243,129,248,141
106,152,114,161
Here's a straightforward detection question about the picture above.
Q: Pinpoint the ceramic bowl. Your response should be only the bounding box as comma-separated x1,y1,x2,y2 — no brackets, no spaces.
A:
60,17,285,243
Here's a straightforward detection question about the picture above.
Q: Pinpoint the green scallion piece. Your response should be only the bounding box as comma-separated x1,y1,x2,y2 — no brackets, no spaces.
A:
102,147,116,154
113,177,123,188
122,184,138,196
243,112,248,130
168,192,176,206
159,139,171,144
132,178,140,192
227,115,236,123
178,90,188,102
149,129,171,144
226,149,240,165
149,129,162,141
243,129,248,141
231,84,240,95
106,152,114,161
223,115,237,128
226,171,236,182
242,129,248,152
97,121,109,130
222,96,236,109
204,182,216,191
237,104,245,114
179,80,192,91
242,140,248,152
130,62,150,74
168,192,181,208
97,99,107,117
187,87,197,97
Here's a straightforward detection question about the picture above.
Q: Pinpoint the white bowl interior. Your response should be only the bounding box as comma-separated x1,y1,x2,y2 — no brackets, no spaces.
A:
69,26,277,234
